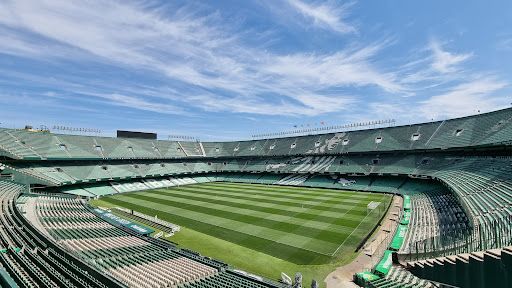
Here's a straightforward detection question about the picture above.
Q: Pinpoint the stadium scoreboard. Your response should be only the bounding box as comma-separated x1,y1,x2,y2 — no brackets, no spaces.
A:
117,130,157,140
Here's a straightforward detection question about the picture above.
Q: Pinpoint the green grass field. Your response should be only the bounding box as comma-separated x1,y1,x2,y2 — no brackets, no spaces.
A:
91,182,391,286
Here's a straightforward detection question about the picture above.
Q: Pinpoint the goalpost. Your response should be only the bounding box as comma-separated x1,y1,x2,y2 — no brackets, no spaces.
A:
367,201,381,216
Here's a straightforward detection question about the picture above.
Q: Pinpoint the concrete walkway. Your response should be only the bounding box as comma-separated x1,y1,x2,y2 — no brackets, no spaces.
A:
24,196,52,238
325,196,403,288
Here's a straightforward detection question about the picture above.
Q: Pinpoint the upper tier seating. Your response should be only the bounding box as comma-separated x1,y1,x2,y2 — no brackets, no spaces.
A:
1,107,511,160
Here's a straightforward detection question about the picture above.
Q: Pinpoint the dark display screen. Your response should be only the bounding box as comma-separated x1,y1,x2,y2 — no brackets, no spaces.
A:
117,130,157,140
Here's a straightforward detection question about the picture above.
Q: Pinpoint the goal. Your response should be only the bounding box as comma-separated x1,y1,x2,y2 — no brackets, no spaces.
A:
367,201,381,215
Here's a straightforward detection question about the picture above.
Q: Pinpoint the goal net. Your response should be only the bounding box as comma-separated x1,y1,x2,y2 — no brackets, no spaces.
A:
367,201,381,215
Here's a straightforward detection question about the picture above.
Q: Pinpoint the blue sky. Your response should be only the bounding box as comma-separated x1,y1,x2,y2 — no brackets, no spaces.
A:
0,0,511,141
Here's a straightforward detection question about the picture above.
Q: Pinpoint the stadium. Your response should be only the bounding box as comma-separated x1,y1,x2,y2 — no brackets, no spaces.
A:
1,1,512,288
0,107,511,288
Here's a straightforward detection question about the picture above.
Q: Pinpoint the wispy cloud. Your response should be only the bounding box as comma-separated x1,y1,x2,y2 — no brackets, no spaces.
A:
263,42,403,93
0,92,98,113
0,0,509,138
400,39,473,87
429,39,472,73
394,39,508,120
0,0,401,117
419,77,508,119
74,91,189,115
285,0,357,34
175,92,352,116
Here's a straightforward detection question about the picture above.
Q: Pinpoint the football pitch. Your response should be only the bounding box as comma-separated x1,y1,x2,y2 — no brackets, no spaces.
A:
93,182,391,265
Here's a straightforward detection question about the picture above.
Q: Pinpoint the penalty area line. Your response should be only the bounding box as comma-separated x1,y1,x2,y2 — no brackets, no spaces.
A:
329,202,378,256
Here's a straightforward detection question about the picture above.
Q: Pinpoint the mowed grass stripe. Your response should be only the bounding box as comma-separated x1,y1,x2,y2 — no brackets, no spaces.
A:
203,182,364,198
186,183,368,204
153,186,368,233
153,185,369,221
97,196,331,264
152,187,345,222
114,192,352,252
180,183,374,209
98,183,392,261
166,184,386,246
287,200,375,239
124,191,358,237
204,181,360,197
213,181,367,195
199,183,389,236
300,193,388,239
178,182,382,210
153,185,371,227
166,183,381,227
110,193,342,254
205,182,385,206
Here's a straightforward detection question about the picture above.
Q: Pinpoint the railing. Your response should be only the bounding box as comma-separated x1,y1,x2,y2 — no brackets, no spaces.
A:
112,207,180,232
0,144,23,159
229,265,289,288
367,197,403,272
399,215,512,262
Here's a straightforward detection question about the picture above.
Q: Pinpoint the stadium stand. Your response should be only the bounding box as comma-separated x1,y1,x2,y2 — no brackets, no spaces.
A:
367,177,405,193
0,108,511,160
32,195,281,288
406,246,512,288
275,174,310,186
189,174,214,184
355,265,436,288
0,180,125,288
332,176,372,191
234,173,264,183
1,108,512,287
400,189,471,255
254,173,284,184
301,175,336,188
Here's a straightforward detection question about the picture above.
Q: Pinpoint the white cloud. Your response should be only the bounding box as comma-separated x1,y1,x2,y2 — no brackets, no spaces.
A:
75,92,188,115
0,0,402,117
419,77,508,119
285,0,357,34
399,39,475,92
0,0,507,127
177,93,350,116
394,40,508,121
261,40,405,94
0,92,98,113
429,40,472,74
